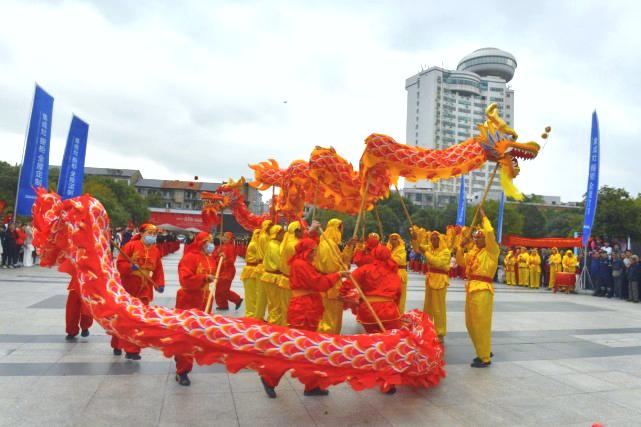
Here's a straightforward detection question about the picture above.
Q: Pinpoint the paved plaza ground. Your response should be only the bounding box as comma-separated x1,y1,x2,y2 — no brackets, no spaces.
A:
3,249,641,426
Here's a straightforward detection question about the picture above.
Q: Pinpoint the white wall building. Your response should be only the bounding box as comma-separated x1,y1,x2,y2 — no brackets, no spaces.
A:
403,47,517,208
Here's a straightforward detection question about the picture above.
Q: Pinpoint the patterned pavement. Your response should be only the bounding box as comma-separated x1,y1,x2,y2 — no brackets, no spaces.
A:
2,248,641,426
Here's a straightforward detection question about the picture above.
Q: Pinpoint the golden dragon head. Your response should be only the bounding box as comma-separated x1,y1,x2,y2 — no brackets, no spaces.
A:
477,103,545,200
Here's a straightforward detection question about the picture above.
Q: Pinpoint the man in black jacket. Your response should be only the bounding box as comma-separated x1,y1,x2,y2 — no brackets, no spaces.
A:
627,255,640,303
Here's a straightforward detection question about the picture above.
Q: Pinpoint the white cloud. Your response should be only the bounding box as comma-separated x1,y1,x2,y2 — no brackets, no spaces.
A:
1,0,640,203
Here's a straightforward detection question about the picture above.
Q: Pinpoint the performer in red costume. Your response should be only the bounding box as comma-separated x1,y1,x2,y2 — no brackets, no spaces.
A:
65,276,93,340
212,231,243,310
112,223,165,359
352,233,380,267
350,245,402,333
174,232,216,386
260,237,348,398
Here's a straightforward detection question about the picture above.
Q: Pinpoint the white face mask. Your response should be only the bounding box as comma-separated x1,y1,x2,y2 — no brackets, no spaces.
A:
143,235,157,245
204,243,215,255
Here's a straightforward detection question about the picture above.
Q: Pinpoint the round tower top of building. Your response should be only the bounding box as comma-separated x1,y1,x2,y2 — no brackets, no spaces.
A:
456,47,517,82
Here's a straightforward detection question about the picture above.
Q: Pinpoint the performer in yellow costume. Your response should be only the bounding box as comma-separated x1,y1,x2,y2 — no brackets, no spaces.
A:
387,233,408,313
528,248,541,288
240,229,260,318
316,219,354,334
517,247,530,287
258,225,284,324
278,221,303,326
422,231,451,340
253,220,272,320
504,250,516,285
548,247,562,289
456,213,499,368
562,250,578,273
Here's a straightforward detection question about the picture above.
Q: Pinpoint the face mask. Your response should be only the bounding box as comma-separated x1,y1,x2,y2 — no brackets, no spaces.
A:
204,243,215,255
143,235,157,246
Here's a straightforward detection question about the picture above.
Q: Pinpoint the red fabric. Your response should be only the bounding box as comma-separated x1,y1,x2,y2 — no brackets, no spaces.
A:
176,251,214,310
363,319,402,333
15,229,26,245
287,257,341,330
32,189,446,394
116,240,165,303
65,287,93,336
212,243,236,280
502,235,582,249
215,278,241,309
350,251,401,325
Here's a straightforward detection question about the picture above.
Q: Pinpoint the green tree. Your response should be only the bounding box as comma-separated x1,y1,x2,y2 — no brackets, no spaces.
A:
0,161,19,214
84,177,150,226
145,191,163,208
592,186,641,239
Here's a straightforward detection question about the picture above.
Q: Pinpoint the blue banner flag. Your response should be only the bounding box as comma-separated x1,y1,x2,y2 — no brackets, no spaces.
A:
57,116,89,199
497,192,506,244
15,85,54,216
455,175,466,226
581,111,600,247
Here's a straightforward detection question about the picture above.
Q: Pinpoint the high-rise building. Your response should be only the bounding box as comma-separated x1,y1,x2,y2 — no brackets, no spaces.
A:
403,47,516,208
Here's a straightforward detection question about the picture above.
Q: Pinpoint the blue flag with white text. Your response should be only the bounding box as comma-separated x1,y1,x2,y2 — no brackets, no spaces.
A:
455,175,466,226
15,85,54,216
57,116,89,199
581,111,600,247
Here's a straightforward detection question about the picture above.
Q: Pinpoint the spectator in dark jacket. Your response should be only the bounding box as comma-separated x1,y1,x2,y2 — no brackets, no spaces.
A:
595,251,613,297
627,256,640,303
1,223,19,268
612,253,625,298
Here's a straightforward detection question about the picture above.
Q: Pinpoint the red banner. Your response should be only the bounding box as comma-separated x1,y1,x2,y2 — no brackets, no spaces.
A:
149,211,209,232
502,235,582,249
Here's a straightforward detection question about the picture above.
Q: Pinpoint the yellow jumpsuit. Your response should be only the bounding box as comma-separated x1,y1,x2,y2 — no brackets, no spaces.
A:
548,250,562,288
528,250,541,288
240,229,260,318
517,251,530,286
421,233,451,339
504,251,516,285
258,225,283,325
278,222,301,326
456,216,499,364
316,219,353,334
562,251,578,273
253,220,272,320
388,234,408,314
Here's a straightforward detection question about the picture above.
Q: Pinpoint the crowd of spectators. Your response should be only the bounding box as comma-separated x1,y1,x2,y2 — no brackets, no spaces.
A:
0,221,35,268
585,240,640,302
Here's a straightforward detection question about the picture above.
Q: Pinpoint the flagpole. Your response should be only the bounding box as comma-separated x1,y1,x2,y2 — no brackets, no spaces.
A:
13,83,37,222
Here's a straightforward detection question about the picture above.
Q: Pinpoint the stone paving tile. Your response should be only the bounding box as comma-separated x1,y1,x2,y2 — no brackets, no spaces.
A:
233,389,315,426
552,372,621,392
159,391,238,426
76,396,163,427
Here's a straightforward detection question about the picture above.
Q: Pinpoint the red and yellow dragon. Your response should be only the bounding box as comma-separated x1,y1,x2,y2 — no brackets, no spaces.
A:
203,103,542,230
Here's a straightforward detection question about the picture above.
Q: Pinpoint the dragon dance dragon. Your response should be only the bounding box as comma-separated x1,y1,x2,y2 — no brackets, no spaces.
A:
31,189,445,391
202,103,542,231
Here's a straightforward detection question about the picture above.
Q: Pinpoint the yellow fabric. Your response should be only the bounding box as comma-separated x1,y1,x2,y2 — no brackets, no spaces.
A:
265,281,282,325
256,220,272,260
240,230,260,281
279,287,291,326
425,287,447,338
316,218,351,334
504,251,516,285
278,222,300,289
261,238,282,285
528,251,541,288
242,277,257,318
456,216,499,294
388,234,408,313
465,289,494,363
562,252,578,273
409,225,430,253
548,252,562,288
254,280,267,321
423,233,451,290
517,251,530,286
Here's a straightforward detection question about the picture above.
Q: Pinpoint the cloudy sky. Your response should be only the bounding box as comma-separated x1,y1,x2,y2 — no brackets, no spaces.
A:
1,0,640,202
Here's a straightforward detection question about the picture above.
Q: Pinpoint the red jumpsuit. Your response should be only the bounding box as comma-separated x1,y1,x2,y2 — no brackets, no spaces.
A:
112,238,165,353
65,277,93,336
212,242,241,309
175,246,216,375
350,249,402,333
287,258,341,331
